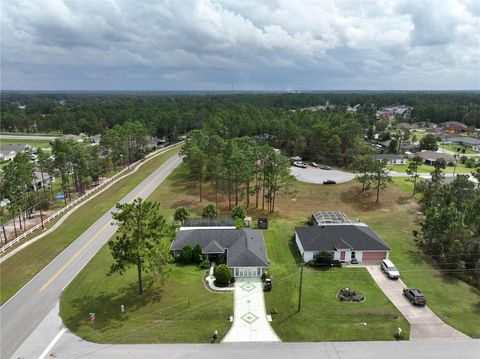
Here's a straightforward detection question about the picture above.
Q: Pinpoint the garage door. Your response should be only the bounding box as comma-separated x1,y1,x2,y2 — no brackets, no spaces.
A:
362,251,387,261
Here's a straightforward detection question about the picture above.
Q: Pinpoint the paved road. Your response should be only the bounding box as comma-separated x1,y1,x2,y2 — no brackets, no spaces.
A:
0,149,182,359
223,278,280,342
366,266,469,340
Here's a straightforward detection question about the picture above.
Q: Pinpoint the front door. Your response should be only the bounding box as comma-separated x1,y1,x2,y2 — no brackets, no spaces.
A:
340,251,346,261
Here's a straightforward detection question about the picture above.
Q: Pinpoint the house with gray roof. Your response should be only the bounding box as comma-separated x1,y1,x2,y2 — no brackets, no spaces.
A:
295,224,390,263
171,228,269,278
449,137,480,152
374,154,406,165
417,151,455,165
0,143,29,161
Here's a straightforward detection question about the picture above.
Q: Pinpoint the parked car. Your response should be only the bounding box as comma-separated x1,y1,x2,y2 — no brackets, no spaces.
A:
323,180,336,185
381,259,400,279
310,162,318,167
264,278,272,292
321,165,332,170
403,288,427,306
294,161,307,168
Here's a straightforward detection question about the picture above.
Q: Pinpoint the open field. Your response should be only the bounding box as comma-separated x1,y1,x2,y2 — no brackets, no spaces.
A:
0,147,180,304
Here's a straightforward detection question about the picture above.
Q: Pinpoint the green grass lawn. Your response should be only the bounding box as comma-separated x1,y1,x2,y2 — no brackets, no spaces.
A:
60,246,232,343
263,218,410,341
0,147,180,304
0,138,53,149
388,161,471,174
440,144,477,155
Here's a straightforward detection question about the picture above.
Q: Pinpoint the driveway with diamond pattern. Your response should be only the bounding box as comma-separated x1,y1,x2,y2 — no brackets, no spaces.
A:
223,278,281,342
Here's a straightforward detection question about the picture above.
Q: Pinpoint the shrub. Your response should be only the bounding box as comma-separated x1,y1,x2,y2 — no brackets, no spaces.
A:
231,205,246,219
261,271,270,281
234,217,245,228
199,258,211,269
315,251,334,264
202,203,219,218
192,244,203,264
214,264,232,286
179,246,193,264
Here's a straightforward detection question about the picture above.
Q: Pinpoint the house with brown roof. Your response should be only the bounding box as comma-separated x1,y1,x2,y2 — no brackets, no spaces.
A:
417,151,455,165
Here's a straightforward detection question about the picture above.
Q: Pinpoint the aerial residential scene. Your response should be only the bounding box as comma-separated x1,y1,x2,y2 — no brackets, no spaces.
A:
0,1,479,358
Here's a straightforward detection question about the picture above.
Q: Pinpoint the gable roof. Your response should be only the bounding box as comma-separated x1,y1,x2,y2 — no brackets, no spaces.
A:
375,154,404,161
171,229,268,267
417,151,454,162
450,137,480,146
295,225,390,252
0,143,27,154
182,217,235,227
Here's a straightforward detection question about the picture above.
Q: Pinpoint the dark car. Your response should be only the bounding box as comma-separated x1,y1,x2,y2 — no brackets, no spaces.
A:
323,180,336,185
264,278,272,292
403,288,427,306
321,165,332,170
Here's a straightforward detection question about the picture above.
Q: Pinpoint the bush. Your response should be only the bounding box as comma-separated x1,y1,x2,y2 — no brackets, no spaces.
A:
192,244,203,264
214,264,232,286
314,251,334,264
202,203,219,218
179,246,193,264
261,271,270,281
234,217,245,229
231,205,246,219
174,206,190,224
199,258,211,269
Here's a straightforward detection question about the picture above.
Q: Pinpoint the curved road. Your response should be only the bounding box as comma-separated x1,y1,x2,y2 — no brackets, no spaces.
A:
0,148,182,359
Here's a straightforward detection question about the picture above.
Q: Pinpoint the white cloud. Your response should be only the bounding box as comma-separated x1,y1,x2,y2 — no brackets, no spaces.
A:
1,0,479,90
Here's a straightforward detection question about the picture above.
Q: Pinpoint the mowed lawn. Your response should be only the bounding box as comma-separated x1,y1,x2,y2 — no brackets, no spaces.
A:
263,219,410,341
0,147,180,304
60,244,232,343
0,138,53,149
388,161,472,173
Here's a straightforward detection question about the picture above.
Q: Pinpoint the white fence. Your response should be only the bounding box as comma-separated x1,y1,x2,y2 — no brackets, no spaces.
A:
0,143,180,253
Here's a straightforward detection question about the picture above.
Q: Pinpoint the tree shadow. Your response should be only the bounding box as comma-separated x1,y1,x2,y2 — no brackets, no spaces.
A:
339,187,382,212
63,278,164,334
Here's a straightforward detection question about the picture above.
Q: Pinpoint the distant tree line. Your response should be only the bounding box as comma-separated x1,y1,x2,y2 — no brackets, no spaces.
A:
2,92,479,141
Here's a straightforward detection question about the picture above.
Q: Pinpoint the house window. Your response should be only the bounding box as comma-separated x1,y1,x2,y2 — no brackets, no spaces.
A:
351,251,356,259
235,268,239,277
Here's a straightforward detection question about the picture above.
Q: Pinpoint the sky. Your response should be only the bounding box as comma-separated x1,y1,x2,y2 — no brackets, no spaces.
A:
1,0,479,91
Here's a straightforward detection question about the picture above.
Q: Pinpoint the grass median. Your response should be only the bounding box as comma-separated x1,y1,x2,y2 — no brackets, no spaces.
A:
0,147,180,305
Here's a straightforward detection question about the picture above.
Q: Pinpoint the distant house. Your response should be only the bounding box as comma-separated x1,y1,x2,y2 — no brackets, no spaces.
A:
295,224,390,263
449,137,480,152
89,134,102,145
399,143,420,153
0,143,28,161
145,136,166,150
58,134,83,142
171,228,269,278
442,121,468,133
375,154,406,165
32,171,55,191
417,151,455,165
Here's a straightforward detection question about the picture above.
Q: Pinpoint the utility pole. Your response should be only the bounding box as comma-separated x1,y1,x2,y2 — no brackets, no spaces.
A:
297,263,304,312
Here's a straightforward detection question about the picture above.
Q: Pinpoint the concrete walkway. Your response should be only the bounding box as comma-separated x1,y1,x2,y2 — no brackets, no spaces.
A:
366,266,470,340
223,278,281,343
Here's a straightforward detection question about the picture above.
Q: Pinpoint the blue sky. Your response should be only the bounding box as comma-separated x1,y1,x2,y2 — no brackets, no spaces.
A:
1,0,479,91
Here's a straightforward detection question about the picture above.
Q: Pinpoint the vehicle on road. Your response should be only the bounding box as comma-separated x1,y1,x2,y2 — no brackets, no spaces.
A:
381,259,400,279
321,165,332,170
310,162,318,167
403,288,427,306
293,161,307,168
323,179,336,185
264,278,272,292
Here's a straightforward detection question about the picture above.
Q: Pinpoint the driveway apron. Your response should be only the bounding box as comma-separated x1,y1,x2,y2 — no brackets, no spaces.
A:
223,278,281,343
366,265,470,340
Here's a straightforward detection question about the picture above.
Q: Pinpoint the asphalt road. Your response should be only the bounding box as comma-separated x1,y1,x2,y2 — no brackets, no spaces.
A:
0,134,58,141
0,148,182,359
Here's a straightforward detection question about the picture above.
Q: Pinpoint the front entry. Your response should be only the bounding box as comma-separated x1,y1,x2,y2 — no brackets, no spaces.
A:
234,267,262,278
340,251,346,261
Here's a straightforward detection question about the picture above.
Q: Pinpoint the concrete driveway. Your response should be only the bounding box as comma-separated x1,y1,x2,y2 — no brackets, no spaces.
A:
366,266,469,340
290,166,355,184
223,278,280,343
